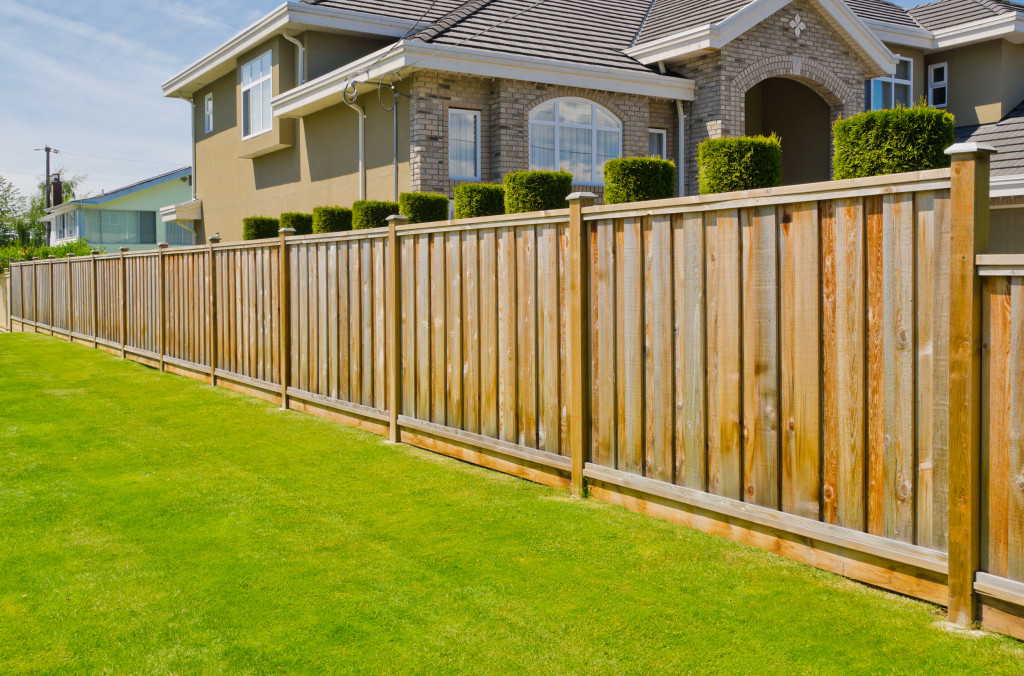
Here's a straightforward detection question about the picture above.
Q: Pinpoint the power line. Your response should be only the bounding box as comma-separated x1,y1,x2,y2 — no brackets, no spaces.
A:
54,151,183,167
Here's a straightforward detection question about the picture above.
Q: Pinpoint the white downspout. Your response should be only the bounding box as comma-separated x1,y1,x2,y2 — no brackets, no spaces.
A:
282,34,305,85
676,100,686,197
346,101,367,201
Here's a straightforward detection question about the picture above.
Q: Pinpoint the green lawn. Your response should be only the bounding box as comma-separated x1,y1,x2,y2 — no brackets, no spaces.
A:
1,333,1022,674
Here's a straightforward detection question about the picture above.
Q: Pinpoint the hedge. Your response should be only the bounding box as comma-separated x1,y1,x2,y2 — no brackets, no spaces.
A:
833,106,955,179
504,170,573,214
604,157,676,204
280,212,313,236
312,206,352,233
352,200,400,230
242,216,280,240
698,135,782,195
399,192,450,224
454,183,505,219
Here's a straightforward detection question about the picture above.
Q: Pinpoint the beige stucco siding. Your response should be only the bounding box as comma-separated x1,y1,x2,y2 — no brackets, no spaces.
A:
927,41,1005,127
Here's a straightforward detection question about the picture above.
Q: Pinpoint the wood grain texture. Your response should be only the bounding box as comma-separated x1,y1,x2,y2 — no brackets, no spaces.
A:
675,213,706,491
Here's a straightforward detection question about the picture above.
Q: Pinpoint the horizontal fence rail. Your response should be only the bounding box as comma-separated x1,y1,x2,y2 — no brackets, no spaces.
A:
8,153,1023,638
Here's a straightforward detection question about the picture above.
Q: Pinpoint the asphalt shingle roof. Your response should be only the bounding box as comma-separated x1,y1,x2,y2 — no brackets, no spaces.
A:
956,100,1024,175
304,0,467,24
908,0,1024,31
846,0,924,27
634,0,755,45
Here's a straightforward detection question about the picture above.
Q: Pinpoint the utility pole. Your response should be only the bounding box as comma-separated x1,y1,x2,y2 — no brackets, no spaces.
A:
34,146,59,245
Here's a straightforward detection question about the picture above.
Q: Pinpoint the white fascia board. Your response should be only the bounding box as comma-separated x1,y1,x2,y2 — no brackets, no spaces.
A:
161,2,422,99
627,0,897,76
160,199,204,223
991,174,1024,198
865,20,936,50
931,13,1024,49
272,41,695,118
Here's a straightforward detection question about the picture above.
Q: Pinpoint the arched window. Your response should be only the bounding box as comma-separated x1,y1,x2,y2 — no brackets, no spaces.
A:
529,98,621,186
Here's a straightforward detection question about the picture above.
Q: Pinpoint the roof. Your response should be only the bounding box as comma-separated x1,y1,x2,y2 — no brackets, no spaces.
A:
303,0,466,24
634,0,755,45
956,100,1024,175
52,167,192,210
908,0,1024,31
847,0,923,27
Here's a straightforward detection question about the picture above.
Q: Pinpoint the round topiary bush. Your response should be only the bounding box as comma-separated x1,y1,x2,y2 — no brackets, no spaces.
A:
454,183,505,219
312,206,353,233
833,106,955,179
280,212,313,236
503,170,573,214
242,216,281,240
603,157,676,205
399,192,450,224
352,200,400,230
698,135,782,195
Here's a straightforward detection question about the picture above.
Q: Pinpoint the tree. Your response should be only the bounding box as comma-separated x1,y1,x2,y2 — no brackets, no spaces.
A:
0,176,25,245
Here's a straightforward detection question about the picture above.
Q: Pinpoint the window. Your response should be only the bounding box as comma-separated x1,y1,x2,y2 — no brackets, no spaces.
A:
649,129,667,159
449,109,481,180
529,98,621,185
83,210,158,245
929,62,947,108
241,50,273,139
866,56,912,110
166,222,195,246
204,93,214,134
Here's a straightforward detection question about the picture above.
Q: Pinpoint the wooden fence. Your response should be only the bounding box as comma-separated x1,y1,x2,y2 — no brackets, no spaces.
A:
0,271,9,333
8,146,1023,638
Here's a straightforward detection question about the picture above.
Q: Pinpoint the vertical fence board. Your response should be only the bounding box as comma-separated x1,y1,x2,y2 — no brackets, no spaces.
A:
479,230,498,437
674,213,706,490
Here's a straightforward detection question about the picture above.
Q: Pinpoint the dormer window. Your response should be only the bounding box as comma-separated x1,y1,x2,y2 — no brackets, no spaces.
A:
866,56,912,110
241,50,273,139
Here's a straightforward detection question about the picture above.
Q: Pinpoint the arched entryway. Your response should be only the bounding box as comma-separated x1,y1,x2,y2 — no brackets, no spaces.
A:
745,77,831,185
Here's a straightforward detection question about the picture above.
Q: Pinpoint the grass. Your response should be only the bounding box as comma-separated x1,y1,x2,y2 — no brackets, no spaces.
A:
0,332,1022,674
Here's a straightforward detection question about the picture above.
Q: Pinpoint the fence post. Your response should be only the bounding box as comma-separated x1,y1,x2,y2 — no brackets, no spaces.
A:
30,258,38,331
66,254,74,338
119,247,129,358
90,250,99,348
278,228,295,409
158,242,169,371
48,255,55,336
386,214,407,443
18,262,25,332
945,141,996,626
208,235,221,386
567,192,596,497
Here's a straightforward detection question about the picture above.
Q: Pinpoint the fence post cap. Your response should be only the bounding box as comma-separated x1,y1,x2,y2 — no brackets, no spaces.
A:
278,227,296,236
566,191,599,202
208,234,222,244
90,250,100,256
945,142,997,157
119,247,130,253
67,253,75,258
157,242,169,250
47,255,56,259
385,214,408,224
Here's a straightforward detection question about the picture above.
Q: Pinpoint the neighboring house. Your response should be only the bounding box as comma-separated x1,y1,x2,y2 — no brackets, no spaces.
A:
162,0,1024,247
45,168,196,251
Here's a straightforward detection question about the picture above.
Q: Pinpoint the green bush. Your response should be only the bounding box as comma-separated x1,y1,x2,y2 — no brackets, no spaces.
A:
503,170,573,214
242,216,280,240
0,238,94,271
833,106,955,180
399,192,450,224
312,206,352,234
698,135,782,195
280,212,313,236
352,200,400,230
603,158,676,204
454,183,505,219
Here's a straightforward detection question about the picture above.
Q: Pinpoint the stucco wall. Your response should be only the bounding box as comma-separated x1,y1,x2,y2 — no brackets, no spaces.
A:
927,40,1004,127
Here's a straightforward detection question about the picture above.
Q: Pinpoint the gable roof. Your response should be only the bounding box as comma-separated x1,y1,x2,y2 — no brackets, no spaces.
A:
57,168,192,209
908,0,1024,31
956,99,1024,176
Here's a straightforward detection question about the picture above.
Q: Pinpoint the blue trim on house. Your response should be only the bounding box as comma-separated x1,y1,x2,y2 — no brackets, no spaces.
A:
69,167,192,206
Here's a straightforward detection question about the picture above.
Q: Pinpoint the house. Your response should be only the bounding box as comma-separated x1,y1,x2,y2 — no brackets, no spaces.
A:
162,0,1024,247
45,167,197,251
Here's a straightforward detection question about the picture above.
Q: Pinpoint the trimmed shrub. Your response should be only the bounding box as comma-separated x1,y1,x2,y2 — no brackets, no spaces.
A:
604,157,676,204
454,183,505,219
242,216,280,240
833,106,955,179
698,135,782,195
312,206,352,233
280,212,313,235
399,192,450,224
352,200,400,230
503,170,573,214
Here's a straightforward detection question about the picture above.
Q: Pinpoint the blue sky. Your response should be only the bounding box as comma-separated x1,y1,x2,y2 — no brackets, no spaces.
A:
0,0,281,199
0,0,924,199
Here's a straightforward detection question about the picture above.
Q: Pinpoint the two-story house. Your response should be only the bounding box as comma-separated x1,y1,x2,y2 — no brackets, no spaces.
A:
161,0,1024,249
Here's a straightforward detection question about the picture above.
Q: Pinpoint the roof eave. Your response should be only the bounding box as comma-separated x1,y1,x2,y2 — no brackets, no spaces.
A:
863,19,936,49
161,2,424,99
930,12,1024,49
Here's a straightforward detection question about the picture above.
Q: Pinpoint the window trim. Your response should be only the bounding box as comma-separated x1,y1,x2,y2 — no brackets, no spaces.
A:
528,97,622,187
867,55,913,110
204,93,214,134
928,62,948,109
240,49,273,141
448,108,482,181
648,128,667,159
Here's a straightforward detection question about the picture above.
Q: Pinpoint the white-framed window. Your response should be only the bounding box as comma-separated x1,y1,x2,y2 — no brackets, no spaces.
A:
529,98,622,186
241,50,273,139
928,62,948,108
204,93,214,134
867,56,913,110
649,129,667,159
449,108,481,180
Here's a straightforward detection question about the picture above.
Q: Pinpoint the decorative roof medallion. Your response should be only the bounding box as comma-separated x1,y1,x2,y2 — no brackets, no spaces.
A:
789,13,807,37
